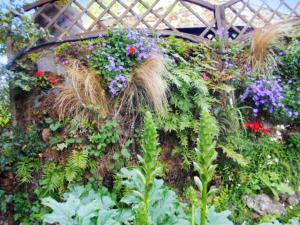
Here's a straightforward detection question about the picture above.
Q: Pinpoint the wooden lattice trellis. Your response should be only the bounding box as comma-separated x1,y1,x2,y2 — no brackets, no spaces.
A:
23,0,300,43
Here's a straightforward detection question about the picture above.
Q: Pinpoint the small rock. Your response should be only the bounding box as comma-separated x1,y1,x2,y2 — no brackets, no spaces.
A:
243,194,286,216
42,128,51,142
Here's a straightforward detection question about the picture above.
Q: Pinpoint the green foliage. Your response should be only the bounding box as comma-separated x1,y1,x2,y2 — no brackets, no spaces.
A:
89,119,120,156
251,217,300,225
217,132,300,224
10,70,38,92
278,39,300,80
0,95,10,129
195,206,234,225
65,151,88,182
55,42,71,56
37,162,66,197
218,144,249,166
0,190,45,224
213,186,231,212
0,189,13,213
286,133,300,150
219,133,300,193
0,125,44,173
160,62,212,167
164,36,192,56
16,157,41,183
42,185,133,225
0,2,47,55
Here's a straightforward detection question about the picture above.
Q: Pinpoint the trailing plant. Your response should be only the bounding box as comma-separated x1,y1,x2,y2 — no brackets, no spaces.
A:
91,28,163,96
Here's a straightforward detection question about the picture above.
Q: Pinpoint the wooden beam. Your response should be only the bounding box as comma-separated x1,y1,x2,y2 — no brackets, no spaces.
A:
223,0,241,8
181,0,215,11
23,0,58,11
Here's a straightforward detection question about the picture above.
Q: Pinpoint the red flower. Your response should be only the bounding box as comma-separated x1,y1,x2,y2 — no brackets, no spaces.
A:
201,72,210,80
128,47,136,55
47,76,59,85
262,128,270,135
251,121,262,132
35,71,44,77
244,121,270,135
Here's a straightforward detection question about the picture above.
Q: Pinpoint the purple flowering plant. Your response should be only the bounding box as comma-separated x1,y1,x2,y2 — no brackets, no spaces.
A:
90,27,163,97
241,77,284,117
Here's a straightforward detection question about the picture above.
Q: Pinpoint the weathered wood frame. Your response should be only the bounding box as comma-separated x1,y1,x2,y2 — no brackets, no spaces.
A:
22,0,300,43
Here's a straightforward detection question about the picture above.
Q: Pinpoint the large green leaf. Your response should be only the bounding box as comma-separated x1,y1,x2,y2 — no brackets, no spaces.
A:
195,206,234,225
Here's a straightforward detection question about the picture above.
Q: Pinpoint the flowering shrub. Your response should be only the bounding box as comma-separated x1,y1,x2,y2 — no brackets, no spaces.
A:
34,71,60,87
91,28,163,97
241,77,284,117
244,121,270,135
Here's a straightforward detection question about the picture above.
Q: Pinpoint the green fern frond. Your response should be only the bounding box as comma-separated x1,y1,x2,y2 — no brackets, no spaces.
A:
64,151,88,182
16,158,40,183
219,144,249,166
40,162,65,196
69,151,88,170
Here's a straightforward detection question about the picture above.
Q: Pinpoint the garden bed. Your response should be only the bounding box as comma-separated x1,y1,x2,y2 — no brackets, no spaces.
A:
0,23,300,225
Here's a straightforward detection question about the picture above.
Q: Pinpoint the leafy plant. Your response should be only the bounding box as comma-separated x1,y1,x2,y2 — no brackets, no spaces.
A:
42,185,133,225
65,150,88,182
119,111,189,225
159,62,212,167
0,125,44,173
37,162,66,197
89,119,120,156
189,110,220,225
16,157,41,183
0,2,47,55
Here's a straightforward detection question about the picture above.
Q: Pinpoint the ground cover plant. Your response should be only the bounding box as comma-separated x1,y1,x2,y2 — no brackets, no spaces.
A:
0,6,299,224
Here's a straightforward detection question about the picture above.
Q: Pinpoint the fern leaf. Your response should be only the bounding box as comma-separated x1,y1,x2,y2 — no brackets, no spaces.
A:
70,151,88,170
219,145,249,166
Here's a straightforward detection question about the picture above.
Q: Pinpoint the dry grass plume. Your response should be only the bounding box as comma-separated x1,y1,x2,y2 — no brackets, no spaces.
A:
117,56,168,117
55,60,108,119
250,18,300,73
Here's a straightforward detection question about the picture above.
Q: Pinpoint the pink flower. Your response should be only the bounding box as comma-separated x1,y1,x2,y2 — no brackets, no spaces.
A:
201,72,209,80
62,60,69,65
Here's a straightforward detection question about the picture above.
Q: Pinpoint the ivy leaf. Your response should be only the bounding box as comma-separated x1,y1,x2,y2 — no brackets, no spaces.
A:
50,122,62,132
